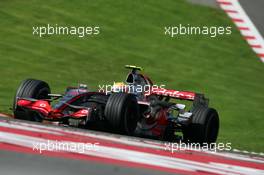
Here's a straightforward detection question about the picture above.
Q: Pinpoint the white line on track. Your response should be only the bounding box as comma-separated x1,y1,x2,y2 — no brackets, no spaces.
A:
1,131,264,175
0,119,264,174
217,0,264,62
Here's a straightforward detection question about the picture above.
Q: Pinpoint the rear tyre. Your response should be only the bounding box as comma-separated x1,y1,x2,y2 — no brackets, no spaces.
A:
13,79,50,121
104,93,139,135
183,106,219,144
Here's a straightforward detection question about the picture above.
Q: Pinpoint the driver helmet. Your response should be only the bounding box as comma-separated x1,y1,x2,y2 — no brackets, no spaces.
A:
112,82,128,93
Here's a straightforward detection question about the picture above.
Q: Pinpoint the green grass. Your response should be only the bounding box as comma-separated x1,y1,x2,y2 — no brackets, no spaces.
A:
0,0,263,152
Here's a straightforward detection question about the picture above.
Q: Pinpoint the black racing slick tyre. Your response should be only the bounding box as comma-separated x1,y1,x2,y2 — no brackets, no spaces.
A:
13,79,50,121
104,93,139,135
183,106,219,144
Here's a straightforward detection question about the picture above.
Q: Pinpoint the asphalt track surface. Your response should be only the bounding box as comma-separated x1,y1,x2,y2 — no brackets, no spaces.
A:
0,150,173,175
0,116,264,175
0,116,176,175
189,0,264,37
239,0,264,37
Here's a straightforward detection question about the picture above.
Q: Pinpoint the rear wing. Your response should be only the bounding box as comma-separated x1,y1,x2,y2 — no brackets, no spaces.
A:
147,88,209,107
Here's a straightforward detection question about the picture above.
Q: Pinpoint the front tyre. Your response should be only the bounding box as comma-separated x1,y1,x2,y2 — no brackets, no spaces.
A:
13,79,50,121
104,93,139,135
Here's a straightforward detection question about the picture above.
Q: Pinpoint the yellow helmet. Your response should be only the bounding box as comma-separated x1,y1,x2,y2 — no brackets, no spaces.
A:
112,82,127,92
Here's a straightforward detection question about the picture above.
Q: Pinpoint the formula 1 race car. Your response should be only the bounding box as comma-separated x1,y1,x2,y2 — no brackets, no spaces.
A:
13,65,219,144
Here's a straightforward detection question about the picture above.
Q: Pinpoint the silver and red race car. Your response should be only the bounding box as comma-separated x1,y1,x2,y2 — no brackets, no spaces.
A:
13,65,219,143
